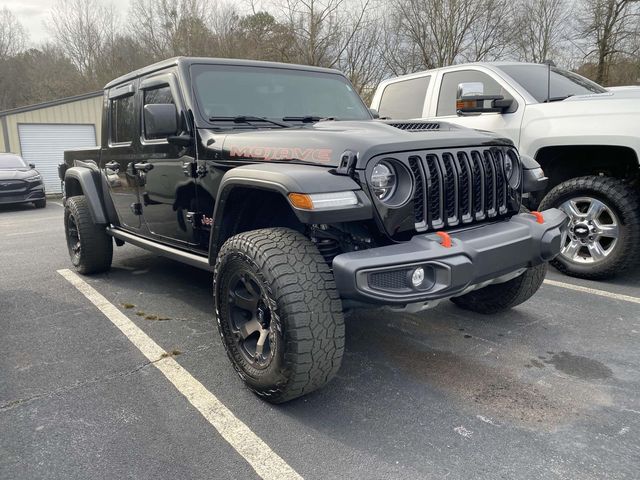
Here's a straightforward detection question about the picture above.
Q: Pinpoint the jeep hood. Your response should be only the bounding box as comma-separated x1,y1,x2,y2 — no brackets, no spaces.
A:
199,120,512,168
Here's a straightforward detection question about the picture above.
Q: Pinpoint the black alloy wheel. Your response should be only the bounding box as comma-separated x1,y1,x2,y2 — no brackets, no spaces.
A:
226,267,276,369
66,210,82,264
63,195,113,274
214,228,345,403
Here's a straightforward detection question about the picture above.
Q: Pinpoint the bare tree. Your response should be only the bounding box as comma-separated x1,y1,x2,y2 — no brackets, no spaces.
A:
513,0,570,63
130,0,210,58
390,0,516,69
277,0,371,67
129,0,241,58
465,0,516,62
232,11,296,60
47,0,117,85
338,9,388,101
576,0,640,84
0,7,28,59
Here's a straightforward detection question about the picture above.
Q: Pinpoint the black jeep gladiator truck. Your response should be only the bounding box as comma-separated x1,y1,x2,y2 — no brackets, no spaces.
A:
60,57,566,403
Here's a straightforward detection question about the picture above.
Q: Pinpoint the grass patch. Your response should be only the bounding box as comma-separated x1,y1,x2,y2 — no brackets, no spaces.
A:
145,315,158,321
122,303,135,309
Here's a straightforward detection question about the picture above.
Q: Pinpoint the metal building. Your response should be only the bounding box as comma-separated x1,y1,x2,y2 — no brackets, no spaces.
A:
0,92,103,194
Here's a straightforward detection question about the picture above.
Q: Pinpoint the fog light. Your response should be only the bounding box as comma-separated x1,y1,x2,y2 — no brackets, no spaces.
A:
411,267,425,287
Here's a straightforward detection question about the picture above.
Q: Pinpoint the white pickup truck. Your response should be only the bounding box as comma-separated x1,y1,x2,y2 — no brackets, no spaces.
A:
371,62,640,279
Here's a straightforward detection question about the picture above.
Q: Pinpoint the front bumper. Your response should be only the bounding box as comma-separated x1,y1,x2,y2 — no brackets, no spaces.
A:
333,208,567,305
0,182,45,205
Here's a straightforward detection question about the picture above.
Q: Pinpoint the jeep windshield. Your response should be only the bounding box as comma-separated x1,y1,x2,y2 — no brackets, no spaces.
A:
191,64,371,127
498,64,607,103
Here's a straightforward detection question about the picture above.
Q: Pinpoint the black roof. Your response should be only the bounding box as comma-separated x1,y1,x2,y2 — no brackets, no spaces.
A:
104,57,344,89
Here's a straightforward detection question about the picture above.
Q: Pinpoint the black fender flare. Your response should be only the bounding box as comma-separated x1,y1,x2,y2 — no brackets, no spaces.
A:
63,167,109,225
208,163,373,259
521,154,548,193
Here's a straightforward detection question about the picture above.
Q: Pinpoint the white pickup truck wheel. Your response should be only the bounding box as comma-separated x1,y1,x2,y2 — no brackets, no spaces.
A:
539,176,640,279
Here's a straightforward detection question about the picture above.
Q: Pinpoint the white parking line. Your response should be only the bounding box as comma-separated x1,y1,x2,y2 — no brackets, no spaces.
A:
543,279,640,305
57,268,302,480
6,230,52,237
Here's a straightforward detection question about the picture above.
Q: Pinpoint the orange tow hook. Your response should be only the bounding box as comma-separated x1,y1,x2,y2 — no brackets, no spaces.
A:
435,231,452,248
530,211,544,224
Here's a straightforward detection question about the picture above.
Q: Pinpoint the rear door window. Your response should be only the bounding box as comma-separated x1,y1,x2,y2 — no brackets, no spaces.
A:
110,94,136,144
378,76,430,119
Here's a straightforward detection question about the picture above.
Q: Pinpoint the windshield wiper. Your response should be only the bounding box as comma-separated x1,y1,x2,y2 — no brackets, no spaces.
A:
282,116,335,123
208,115,293,128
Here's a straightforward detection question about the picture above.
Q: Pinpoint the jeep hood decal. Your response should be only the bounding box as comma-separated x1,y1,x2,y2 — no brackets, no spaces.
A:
199,120,512,168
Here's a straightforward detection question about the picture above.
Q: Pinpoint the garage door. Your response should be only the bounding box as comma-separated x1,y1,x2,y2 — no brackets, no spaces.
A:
18,124,97,194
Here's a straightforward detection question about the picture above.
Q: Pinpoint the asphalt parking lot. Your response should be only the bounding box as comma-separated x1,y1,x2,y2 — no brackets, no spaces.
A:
1,202,639,480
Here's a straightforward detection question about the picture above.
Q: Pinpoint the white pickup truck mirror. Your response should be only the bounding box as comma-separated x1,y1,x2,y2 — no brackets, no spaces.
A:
457,82,485,98
456,82,512,115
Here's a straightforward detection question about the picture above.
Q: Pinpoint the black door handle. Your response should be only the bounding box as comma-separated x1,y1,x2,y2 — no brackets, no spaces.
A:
134,162,154,173
105,161,120,172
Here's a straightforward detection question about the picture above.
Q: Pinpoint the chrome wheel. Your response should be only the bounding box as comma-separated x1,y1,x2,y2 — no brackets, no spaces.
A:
558,196,620,264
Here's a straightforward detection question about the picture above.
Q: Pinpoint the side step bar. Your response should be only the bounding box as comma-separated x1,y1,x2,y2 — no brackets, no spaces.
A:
106,227,213,271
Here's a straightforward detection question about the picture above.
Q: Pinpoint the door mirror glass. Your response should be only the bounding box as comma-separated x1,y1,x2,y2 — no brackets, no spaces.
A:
144,103,178,139
369,108,380,119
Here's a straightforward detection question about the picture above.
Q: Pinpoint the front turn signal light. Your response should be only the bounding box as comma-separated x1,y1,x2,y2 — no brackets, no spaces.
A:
288,193,314,210
288,191,358,210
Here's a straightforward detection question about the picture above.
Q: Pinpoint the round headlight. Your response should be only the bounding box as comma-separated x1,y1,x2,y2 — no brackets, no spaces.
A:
505,153,520,188
370,161,397,201
504,156,513,178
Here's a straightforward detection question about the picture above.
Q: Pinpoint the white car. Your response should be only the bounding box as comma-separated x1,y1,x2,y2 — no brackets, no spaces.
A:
371,62,640,279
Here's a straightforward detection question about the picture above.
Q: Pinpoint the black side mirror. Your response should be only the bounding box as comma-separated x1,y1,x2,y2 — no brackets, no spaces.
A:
29,163,35,169
369,108,380,119
144,103,178,138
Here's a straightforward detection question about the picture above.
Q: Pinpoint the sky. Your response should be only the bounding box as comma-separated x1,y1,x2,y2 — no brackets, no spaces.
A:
3,0,131,45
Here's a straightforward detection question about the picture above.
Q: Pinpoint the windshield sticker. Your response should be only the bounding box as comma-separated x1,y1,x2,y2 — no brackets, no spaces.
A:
229,146,333,163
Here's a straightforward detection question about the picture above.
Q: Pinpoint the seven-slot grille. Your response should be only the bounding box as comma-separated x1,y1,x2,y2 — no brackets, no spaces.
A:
407,147,515,231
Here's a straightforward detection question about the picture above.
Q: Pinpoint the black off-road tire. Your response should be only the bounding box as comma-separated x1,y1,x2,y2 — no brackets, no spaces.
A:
451,263,547,314
64,195,113,274
539,176,640,279
214,228,345,404
34,198,46,208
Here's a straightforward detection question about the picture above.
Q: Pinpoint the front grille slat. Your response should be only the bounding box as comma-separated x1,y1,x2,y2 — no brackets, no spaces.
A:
441,153,459,225
425,155,444,229
456,152,473,222
482,151,497,217
408,156,427,231
493,149,508,214
407,146,516,232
